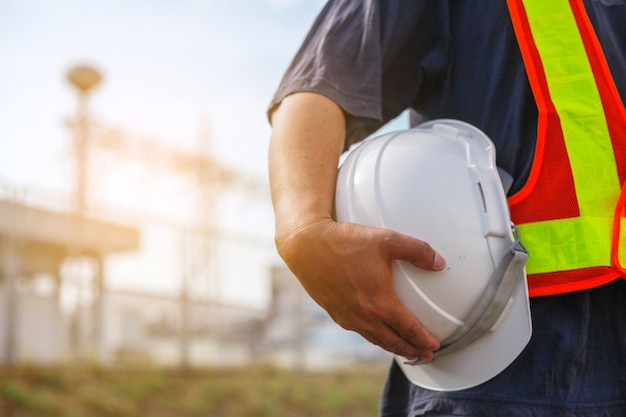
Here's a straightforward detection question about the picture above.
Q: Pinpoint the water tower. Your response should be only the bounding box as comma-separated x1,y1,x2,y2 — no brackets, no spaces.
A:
66,65,102,213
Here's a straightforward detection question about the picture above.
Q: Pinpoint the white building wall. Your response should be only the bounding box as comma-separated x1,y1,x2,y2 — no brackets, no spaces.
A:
0,285,70,365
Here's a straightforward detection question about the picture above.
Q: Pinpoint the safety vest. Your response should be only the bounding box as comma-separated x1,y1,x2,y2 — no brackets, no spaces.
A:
506,0,626,297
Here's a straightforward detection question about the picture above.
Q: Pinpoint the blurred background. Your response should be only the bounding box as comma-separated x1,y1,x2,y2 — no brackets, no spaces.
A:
0,0,401,376
0,1,417,415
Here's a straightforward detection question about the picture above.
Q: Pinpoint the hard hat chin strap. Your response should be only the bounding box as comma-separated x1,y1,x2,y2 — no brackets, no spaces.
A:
405,225,529,365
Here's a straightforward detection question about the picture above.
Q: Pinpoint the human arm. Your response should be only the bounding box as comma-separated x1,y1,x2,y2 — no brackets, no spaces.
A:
268,92,445,361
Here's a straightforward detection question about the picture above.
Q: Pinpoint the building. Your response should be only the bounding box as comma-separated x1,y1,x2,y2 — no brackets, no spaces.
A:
0,197,139,365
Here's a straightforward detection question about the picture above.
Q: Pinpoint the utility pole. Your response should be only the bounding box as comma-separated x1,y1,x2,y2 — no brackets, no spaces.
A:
2,188,21,367
178,115,219,370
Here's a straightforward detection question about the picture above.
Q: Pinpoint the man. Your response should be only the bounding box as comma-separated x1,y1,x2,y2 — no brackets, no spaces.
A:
267,1,626,416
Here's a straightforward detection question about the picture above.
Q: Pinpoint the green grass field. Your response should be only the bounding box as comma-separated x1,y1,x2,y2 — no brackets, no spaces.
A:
0,365,389,417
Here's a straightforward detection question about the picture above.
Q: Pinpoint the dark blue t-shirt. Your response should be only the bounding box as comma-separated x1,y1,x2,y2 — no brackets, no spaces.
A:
269,1,626,415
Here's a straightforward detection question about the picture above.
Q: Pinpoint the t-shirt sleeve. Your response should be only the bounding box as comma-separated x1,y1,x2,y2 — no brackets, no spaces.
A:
268,0,448,149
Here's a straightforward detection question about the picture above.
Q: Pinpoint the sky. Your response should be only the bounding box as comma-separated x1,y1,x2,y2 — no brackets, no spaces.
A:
0,0,326,187
0,0,410,310
0,0,330,306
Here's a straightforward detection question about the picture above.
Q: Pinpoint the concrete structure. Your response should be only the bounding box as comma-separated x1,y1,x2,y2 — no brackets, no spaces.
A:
0,198,386,369
0,286,70,365
0,198,139,366
87,266,387,370
96,289,267,368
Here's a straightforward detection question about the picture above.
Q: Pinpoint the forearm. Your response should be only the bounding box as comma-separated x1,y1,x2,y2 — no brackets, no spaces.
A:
268,92,442,361
268,92,346,254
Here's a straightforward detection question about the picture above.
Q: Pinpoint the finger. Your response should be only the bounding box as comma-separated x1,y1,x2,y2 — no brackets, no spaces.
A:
358,298,440,359
384,303,440,352
360,323,437,362
332,304,438,360
386,232,446,271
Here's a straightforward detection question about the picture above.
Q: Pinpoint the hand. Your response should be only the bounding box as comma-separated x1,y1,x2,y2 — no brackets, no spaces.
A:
276,219,446,362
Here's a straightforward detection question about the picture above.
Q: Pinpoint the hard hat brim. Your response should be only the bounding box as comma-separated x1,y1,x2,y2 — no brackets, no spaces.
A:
395,275,531,391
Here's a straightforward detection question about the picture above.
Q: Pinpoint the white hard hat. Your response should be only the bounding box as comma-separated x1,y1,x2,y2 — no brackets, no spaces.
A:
335,119,532,391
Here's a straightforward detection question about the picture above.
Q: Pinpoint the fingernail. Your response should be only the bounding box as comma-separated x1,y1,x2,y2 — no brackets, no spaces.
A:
428,334,441,350
433,253,446,270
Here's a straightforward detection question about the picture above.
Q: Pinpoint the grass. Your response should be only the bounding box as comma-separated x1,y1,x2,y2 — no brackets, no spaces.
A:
0,365,388,417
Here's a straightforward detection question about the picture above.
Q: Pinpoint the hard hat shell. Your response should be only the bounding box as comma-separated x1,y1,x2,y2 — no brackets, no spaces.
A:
335,119,532,391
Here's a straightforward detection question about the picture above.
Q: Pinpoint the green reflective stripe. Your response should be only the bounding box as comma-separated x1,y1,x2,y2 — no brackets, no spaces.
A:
520,1,620,274
518,217,612,274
